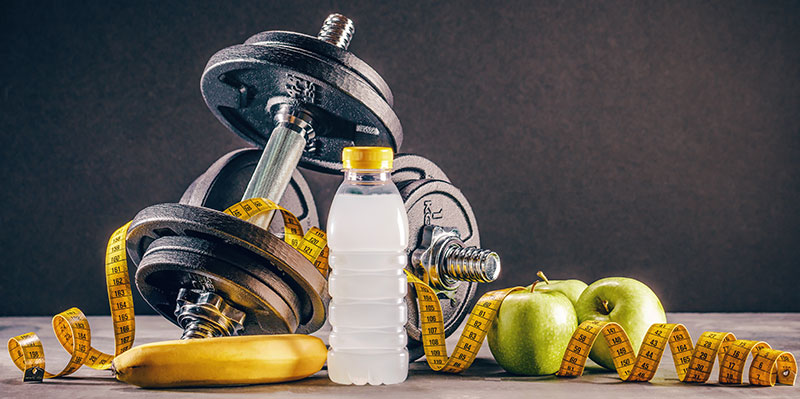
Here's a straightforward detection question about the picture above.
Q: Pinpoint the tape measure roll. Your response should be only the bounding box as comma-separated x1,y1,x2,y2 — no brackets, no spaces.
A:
7,198,328,382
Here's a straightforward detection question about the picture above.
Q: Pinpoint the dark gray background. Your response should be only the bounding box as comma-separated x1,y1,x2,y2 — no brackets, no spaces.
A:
1,0,798,316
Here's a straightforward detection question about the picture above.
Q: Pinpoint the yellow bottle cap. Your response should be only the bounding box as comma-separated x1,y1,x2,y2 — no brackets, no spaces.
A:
341,146,394,170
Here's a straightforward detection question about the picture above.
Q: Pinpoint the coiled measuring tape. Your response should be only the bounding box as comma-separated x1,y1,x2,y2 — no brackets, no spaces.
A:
555,320,796,386
406,275,796,387
7,198,328,382
8,200,796,387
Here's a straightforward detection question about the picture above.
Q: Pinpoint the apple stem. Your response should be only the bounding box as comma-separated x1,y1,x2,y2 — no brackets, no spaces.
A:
530,280,540,293
601,300,610,314
536,271,550,284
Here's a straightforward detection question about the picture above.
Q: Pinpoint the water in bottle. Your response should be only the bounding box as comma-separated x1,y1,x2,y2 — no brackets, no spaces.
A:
326,146,409,385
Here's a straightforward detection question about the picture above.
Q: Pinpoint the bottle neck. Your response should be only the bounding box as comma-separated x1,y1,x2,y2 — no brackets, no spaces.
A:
344,169,391,183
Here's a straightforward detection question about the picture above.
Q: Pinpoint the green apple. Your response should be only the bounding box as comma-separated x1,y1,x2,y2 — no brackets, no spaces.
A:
574,277,667,370
488,281,578,375
526,271,588,306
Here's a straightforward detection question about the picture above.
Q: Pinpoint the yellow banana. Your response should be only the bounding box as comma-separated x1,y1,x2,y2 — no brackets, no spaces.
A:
112,334,326,388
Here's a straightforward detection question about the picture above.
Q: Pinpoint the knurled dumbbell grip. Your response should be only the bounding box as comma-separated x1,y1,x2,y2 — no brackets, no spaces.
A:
241,125,307,229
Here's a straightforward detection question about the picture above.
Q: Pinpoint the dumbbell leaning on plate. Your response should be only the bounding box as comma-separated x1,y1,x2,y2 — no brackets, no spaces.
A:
126,14,501,362
127,12,401,339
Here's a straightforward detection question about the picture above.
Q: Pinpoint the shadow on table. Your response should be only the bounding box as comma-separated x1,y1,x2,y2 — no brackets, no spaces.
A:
112,359,623,395
3,375,116,387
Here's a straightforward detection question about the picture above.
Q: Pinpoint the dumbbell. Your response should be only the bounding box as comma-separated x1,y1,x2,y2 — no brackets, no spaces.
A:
393,154,501,361
127,13,401,338
128,14,501,355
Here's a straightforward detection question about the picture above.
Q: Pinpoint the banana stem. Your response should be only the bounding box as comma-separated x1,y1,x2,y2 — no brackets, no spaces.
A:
536,271,550,284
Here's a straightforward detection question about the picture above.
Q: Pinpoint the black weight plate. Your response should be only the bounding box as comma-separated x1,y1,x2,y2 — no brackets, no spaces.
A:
202,31,402,173
136,235,301,334
126,203,327,334
399,179,480,362
180,148,320,234
244,31,393,106
392,153,450,188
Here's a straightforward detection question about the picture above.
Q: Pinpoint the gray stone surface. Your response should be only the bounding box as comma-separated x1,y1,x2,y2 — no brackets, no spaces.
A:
1,313,797,398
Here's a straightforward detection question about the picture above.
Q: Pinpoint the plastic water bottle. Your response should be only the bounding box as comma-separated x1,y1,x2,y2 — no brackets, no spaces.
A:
326,146,409,385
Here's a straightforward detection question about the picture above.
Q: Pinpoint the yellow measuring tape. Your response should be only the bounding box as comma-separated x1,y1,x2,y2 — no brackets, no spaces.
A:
7,198,328,382
8,198,796,387
404,271,522,372
406,275,797,387
555,320,797,386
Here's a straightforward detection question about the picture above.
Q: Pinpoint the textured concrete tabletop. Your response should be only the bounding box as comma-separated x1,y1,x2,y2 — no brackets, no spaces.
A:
1,313,797,398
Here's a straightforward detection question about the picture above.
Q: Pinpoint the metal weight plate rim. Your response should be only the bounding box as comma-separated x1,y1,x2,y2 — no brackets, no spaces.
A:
201,43,402,172
135,235,300,334
202,43,401,160
126,203,327,334
401,179,481,249
179,148,253,208
399,178,481,361
392,153,451,188
180,147,319,233
243,31,394,106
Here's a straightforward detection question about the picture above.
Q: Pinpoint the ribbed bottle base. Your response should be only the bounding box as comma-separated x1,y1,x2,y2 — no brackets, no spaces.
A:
327,349,409,385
